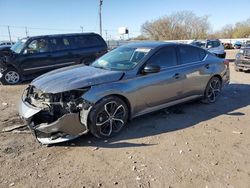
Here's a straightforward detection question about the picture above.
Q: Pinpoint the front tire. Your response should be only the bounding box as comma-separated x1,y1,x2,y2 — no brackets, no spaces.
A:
202,77,222,104
88,96,128,138
0,67,21,85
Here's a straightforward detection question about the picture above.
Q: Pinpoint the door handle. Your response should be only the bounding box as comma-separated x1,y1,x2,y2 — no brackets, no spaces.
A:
205,64,210,69
173,73,180,79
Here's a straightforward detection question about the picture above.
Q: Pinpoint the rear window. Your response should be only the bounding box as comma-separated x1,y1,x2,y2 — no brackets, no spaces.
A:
74,35,104,48
179,45,201,64
207,41,220,48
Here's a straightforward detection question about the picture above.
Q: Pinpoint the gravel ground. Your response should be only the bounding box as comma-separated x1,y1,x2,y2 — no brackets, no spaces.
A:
0,50,250,188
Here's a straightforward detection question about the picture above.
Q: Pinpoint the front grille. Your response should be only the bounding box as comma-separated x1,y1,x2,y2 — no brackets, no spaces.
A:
244,49,250,57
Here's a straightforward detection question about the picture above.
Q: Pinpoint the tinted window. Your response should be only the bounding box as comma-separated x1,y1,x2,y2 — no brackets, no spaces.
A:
207,41,220,48
49,37,71,51
73,35,103,48
25,38,49,54
179,45,201,64
147,47,177,68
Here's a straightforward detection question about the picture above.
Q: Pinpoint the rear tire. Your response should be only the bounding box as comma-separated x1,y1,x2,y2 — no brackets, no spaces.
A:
202,77,222,104
0,67,21,85
88,96,128,138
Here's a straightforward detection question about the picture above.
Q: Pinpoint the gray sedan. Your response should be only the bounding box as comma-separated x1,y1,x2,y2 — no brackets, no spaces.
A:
19,42,230,144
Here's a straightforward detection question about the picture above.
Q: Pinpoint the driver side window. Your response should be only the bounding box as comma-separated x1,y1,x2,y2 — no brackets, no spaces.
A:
147,47,177,68
24,39,49,54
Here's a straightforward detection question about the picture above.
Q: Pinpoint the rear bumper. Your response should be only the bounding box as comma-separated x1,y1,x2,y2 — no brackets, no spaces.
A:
19,98,89,145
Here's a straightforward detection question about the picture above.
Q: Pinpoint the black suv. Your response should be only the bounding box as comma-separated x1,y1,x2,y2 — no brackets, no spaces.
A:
0,33,107,85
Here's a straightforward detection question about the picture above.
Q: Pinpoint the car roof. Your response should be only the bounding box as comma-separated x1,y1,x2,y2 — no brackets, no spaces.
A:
24,32,98,40
121,41,177,49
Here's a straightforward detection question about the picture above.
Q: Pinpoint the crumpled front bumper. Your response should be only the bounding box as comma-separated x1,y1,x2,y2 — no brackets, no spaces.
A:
18,98,91,145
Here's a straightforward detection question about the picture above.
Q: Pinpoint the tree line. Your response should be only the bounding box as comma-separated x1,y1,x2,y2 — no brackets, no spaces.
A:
136,11,250,40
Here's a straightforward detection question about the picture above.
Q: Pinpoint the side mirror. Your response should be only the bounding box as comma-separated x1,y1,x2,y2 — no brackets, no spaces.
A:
143,65,160,74
207,45,212,49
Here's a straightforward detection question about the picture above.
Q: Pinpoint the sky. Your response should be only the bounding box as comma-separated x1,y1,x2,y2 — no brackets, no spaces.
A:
0,0,250,41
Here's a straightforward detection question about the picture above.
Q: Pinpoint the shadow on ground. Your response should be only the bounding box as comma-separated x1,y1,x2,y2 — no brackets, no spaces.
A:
54,83,250,148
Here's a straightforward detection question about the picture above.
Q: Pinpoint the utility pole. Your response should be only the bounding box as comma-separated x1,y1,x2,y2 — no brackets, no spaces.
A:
25,27,28,37
7,26,12,42
99,0,103,36
105,30,108,41
80,26,84,33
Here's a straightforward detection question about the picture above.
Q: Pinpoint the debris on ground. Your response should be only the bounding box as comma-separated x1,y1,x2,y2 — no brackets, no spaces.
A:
232,131,243,134
1,123,25,132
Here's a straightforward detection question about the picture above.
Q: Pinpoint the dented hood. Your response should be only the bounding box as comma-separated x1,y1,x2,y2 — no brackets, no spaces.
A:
31,65,124,93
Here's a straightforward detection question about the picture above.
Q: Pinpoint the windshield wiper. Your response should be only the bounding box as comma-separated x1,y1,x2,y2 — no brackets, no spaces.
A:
92,65,111,70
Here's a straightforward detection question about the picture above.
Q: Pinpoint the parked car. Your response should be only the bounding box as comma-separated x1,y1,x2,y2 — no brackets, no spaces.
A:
242,41,250,48
0,33,107,85
0,41,15,46
190,39,226,58
0,41,14,57
223,43,233,49
0,45,12,56
19,42,230,145
233,41,242,49
235,47,250,72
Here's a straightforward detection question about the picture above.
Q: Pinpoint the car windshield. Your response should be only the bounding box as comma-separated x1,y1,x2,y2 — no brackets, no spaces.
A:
10,38,27,53
91,47,151,71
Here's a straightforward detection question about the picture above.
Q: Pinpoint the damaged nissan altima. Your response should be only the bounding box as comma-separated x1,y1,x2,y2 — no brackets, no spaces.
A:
19,42,230,145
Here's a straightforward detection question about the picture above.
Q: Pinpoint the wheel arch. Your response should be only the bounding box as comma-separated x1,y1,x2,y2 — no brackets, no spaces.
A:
212,74,222,83
203,74,222,96
91,93,132,120
6,64,21,74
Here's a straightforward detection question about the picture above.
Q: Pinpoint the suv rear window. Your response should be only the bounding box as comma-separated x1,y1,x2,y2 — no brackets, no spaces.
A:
74,35,103,48
207,41,220,48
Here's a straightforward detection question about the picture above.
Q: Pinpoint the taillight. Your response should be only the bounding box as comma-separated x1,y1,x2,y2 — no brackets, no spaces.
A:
224,59,229,67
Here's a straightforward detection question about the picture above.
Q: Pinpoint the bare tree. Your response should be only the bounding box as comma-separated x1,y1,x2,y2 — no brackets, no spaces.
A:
212,18,250,38
141,11,210,40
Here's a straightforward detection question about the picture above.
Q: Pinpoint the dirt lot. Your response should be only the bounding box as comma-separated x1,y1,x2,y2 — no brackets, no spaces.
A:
0,50,250,188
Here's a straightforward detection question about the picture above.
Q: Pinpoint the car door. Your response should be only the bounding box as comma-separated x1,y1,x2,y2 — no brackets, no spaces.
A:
177,45,211,97
20,37,52,76
135,46,183,108
48,36,78,69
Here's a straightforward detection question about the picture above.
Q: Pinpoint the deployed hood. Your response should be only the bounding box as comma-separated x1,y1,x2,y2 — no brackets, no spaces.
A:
31,65,124,93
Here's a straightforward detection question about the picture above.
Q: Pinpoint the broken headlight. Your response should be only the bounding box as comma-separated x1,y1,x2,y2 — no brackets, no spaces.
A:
25,86,90,113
